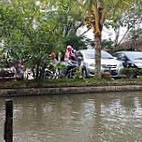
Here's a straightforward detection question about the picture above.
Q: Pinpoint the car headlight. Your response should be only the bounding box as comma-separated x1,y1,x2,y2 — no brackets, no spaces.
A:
127,62,136,68
134,63,142,68
101,64,107,68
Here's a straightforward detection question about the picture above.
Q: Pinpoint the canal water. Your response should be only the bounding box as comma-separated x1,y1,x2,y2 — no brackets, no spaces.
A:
0,91,142,142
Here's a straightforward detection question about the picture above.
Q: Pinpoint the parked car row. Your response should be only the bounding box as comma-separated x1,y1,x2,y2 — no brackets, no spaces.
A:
76,49,142,78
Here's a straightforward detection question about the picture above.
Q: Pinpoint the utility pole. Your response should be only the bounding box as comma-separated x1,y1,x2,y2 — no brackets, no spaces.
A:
4,99,13,142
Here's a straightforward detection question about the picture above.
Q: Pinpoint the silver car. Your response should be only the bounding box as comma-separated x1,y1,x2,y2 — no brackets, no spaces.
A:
112,51,142,69
77,49,123,78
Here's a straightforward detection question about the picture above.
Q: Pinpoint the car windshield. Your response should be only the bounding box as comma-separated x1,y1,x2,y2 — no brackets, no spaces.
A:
125,52,142,60
84,50,114,59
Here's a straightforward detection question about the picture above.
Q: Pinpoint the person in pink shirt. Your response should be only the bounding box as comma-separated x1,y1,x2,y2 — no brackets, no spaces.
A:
64,45,76,63
64,45,77,77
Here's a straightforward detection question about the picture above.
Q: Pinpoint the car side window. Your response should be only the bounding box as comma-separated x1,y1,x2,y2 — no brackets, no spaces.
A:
116,53,127,61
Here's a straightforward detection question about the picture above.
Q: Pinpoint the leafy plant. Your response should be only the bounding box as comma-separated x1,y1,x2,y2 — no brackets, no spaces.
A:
120,68,138,78
137,69,142,76
74,66,82,79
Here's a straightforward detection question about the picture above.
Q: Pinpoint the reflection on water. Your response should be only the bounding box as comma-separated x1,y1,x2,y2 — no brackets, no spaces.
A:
0,92,142,142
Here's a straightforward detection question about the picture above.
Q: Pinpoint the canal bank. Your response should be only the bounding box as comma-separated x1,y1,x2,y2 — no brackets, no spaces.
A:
1,84,142,97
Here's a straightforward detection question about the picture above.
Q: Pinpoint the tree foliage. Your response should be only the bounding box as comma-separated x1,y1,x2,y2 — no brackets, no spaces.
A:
105,0,142,47
0,0,140,80
0,0,91,80
77,0,140,78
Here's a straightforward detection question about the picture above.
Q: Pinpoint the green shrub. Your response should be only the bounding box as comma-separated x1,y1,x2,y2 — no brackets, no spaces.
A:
137,69,142,76
120,68,138,78
56,63,66,70
74,66,82,79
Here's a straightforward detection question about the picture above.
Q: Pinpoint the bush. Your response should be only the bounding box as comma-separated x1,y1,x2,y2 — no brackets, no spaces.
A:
120,68,138,78
56,63,66,70
74,69,82,79
137,69,142,76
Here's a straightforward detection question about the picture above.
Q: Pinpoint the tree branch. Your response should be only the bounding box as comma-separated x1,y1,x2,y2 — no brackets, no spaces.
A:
80,27,91,36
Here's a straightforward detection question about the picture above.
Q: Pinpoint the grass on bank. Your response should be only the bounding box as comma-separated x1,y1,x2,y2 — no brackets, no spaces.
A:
0,77,142,88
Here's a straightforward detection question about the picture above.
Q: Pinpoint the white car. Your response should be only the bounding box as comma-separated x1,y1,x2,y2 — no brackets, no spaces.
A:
113,51,142,69
77,49,123,78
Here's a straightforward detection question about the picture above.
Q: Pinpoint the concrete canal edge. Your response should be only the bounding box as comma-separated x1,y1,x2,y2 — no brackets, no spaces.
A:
0,85,142,97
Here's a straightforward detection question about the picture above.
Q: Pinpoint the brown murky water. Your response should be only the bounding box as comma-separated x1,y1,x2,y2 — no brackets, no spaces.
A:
0,91,142,142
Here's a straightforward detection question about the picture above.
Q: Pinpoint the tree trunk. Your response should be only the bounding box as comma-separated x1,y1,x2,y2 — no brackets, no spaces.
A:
94,34,102,79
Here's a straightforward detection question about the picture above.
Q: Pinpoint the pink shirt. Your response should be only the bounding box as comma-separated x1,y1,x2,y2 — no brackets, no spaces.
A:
64,46,75,62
